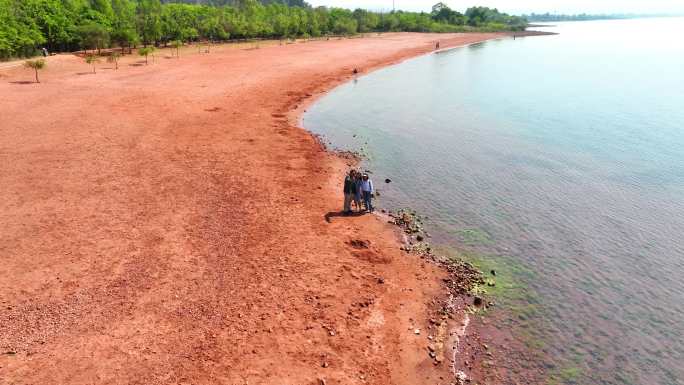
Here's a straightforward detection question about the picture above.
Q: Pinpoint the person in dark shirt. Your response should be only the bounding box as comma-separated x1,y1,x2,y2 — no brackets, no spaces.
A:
352,171,362,212
343,170,355,214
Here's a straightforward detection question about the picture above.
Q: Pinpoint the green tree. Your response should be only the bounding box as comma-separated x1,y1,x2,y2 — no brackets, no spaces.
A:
77,22,109,54
353,9,378,33
84,54,100,73
0,0,46,58
138,46,155,64
198,12,228,41
90,0,114,22
19,0,75,53
329,8,357,35
111,0,138,53
170,39,181,57
107,51,120,69
24,58,46,83
137,0,162,46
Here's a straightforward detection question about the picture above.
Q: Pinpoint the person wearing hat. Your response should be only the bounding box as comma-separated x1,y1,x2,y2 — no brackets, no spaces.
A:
359,173,374,212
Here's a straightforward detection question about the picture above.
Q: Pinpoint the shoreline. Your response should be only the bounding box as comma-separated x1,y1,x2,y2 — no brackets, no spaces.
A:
289,32,521,384
293,30,558,385
1,32,526,384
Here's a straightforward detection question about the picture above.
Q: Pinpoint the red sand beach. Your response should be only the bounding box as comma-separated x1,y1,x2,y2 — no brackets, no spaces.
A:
1,33,507,384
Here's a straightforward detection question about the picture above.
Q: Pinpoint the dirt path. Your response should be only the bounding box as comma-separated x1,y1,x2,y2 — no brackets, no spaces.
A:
0,33,501,385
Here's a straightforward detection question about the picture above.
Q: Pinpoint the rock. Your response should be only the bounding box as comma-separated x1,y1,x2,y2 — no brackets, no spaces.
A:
321,361,329,368
318,378,327,385
328,330,336,336
352,68,359,74
385,178,391,183
473,297,483,307
455,371,468,385
491,269,496,276
416,235,424,242
414,329,421,335
377,277,385,284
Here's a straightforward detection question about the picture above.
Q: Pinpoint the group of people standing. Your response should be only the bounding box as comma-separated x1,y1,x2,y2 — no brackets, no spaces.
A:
343,170,374,214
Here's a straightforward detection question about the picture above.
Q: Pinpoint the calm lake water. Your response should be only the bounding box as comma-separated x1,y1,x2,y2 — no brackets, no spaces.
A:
304,18,684,385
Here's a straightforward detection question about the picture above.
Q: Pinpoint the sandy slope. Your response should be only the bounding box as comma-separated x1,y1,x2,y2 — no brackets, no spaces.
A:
0,33,501,385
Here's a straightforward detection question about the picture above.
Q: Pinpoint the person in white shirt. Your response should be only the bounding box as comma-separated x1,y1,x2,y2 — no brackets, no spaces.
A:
360,173,374,212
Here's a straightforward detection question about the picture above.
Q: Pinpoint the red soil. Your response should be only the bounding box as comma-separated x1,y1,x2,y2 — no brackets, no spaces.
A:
0,33,502,385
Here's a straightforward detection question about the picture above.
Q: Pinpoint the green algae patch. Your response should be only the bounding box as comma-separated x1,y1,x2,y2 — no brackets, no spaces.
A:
547,366,582,385
433,245,537,306
451,227,494,246
433,245,555,359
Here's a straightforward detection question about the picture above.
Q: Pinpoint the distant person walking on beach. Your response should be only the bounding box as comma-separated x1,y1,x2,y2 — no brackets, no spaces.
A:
360,173,374,212
42,47,48,57
343,170,355,214
435,41,440,50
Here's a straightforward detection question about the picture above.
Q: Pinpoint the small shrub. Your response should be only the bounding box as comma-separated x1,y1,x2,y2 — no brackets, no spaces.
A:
24,59,46,83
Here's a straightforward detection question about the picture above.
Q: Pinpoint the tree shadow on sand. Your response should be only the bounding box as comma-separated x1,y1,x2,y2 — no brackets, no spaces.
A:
9,80,35,85
324,211,366,223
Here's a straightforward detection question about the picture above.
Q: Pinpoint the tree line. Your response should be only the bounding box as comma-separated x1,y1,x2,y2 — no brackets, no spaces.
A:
0,0,528,59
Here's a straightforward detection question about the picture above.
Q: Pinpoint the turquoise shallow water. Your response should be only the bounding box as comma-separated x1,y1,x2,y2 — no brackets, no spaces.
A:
304,18,684,385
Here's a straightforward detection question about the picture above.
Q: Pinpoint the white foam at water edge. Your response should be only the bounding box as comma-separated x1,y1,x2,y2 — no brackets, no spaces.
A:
450,312,470,379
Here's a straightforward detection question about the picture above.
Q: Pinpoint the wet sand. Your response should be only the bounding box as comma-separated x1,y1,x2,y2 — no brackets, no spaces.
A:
0,33,503,384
